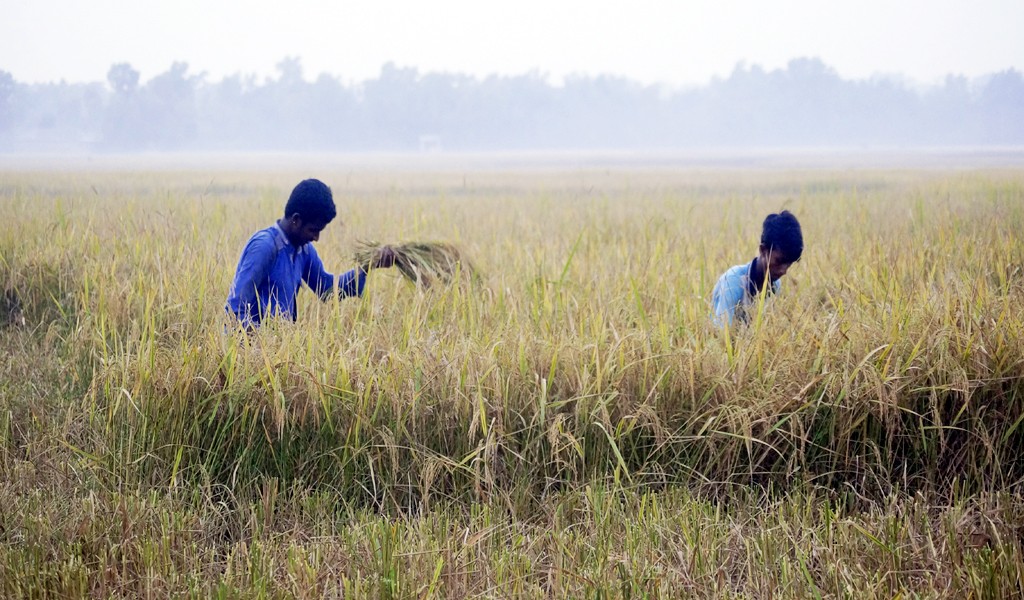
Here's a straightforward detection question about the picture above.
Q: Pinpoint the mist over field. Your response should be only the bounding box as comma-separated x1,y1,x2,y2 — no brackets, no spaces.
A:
4,167,1024,596
4,1,1024,591
2,57,1023,154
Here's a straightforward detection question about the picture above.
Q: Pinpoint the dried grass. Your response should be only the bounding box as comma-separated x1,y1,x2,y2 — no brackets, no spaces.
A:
354,240,476,288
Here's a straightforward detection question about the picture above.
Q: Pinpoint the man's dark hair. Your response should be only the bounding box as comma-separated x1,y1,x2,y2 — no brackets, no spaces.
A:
761,210,803,262
284,179,336,224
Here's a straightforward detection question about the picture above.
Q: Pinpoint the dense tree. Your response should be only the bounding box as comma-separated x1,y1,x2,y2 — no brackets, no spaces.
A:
1,57,1022,151
141,62,199,148
978,69,1024,143
0,70,14,138
107,63,139,95
103,63,142,148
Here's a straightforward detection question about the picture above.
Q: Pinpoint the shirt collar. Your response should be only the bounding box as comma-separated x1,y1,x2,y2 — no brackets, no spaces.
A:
271,222,306,254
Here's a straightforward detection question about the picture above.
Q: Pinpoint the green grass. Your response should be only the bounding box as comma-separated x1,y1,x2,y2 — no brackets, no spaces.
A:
2,168,1023,597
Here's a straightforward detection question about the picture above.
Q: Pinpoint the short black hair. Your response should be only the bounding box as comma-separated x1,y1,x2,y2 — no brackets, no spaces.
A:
761,210,803,262
284,179,336,224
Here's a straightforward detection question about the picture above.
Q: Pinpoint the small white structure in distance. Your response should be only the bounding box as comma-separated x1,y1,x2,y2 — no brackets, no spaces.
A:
419,135,442,153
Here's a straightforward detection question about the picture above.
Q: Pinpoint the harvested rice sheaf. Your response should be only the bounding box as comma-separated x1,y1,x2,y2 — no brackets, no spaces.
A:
354,241,477,288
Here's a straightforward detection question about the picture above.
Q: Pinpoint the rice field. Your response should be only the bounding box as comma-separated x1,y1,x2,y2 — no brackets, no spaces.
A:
2,165,1023,598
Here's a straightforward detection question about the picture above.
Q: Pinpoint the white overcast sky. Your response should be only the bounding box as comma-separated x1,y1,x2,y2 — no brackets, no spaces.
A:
2,0,1022,86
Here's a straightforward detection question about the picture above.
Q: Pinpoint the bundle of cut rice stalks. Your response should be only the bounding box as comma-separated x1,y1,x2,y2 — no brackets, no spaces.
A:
354,241,477,289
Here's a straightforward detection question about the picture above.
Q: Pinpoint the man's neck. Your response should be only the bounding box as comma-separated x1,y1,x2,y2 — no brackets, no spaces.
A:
749,256,768,293
276,219,298,247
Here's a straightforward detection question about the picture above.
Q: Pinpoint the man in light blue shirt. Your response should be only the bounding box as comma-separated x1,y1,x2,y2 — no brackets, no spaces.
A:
226,179,395,329
711,210,803,328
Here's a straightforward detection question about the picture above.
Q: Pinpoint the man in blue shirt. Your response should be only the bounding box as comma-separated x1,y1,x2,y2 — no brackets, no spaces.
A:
226,178,395,328
711,210,803,328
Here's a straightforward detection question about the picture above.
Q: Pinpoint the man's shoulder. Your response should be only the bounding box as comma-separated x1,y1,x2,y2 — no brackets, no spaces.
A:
251,223,279,239
715,263,750,287
245,225,284,249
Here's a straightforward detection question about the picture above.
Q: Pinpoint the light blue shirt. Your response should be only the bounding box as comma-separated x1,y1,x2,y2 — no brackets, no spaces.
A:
711,260,781,328
226,223,365,327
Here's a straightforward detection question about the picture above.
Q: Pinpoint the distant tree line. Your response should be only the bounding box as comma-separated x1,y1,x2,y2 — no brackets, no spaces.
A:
1,57,1022,151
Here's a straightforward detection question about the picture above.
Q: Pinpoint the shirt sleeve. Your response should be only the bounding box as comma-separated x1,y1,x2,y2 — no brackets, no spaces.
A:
711,272,745,328
303,245,367,300
336,267,368,298
227,233,277,327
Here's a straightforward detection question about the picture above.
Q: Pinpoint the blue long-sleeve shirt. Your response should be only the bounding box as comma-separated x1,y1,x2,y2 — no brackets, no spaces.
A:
226,223,365,327
711,259,781,328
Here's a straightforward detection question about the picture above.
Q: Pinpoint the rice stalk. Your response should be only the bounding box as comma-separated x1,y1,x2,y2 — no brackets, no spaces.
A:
354,240,477,288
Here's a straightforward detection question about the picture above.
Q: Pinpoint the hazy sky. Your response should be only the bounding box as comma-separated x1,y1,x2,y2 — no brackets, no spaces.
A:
3,0,1022,86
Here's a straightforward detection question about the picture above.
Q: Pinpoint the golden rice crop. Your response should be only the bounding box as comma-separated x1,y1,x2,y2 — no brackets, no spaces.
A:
353,240,477,288
2,166,1024,597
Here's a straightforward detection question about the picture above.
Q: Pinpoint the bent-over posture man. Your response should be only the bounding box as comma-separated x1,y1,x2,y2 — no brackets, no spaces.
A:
711,210,803,328
226,178,395,328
